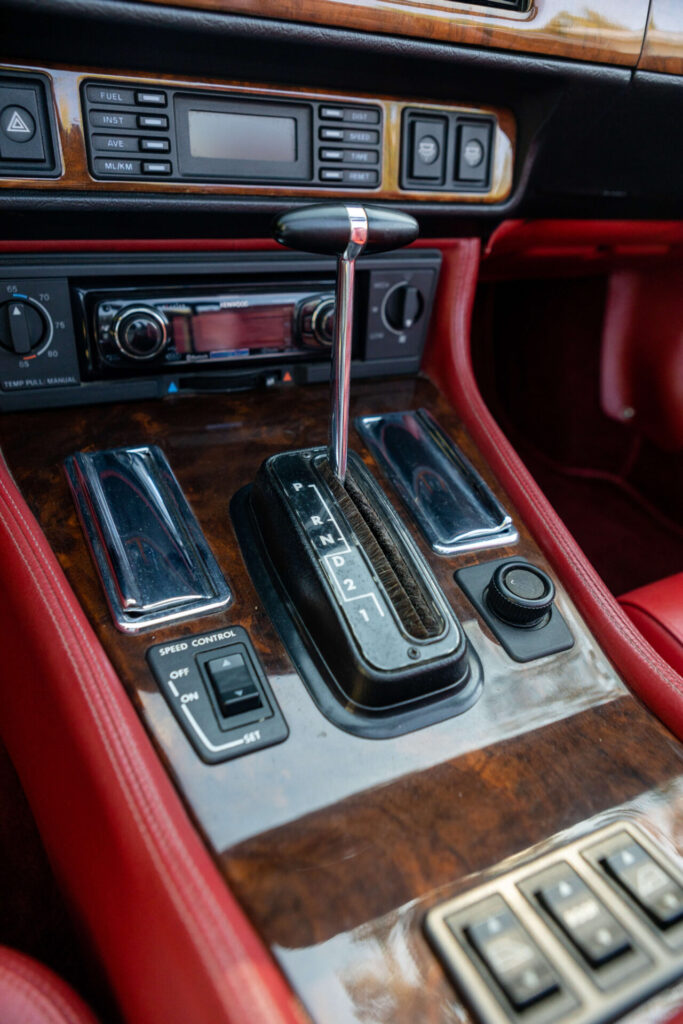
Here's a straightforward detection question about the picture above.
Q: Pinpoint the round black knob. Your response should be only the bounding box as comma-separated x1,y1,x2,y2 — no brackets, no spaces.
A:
113,306,169,361
486,561,555,628
311,297,335,347
383,282,424,333
0,297,51,356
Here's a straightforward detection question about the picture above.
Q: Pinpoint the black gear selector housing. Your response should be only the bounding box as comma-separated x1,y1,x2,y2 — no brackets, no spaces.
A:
247,447,482,721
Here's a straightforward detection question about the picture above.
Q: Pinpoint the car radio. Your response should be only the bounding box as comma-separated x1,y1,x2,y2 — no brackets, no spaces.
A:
87,286,337,368
0,250,440,411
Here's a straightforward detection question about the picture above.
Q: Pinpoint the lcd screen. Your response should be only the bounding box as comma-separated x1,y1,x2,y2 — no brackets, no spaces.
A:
188,305,293,356
188,110,297,163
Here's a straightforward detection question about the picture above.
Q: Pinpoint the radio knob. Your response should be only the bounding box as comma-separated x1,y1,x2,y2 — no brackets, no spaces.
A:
311,297,336,347
113,306,169,361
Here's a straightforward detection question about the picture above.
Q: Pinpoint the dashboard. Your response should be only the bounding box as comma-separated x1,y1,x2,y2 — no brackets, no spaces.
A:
0,3,682,1024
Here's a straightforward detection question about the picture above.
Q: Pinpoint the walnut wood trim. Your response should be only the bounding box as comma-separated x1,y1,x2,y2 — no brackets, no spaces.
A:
0,64,515,204
2,373,683,1021
133,0,650,67
639,0,683,74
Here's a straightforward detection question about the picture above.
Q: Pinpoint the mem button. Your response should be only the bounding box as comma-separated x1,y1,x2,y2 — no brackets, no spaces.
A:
537,867,632,967
604,841,683,928
206,652,264,719
464,904,560,1011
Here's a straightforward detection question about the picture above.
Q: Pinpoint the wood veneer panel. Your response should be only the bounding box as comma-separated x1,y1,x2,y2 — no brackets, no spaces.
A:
639,0,683,75
134,0,650,67
1,377,682,1022
0,64,514,203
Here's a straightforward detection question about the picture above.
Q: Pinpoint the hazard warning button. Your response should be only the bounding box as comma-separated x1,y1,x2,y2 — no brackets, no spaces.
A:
0,106,36,143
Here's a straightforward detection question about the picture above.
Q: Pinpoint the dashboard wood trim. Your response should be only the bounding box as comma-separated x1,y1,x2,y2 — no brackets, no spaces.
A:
0,64,515,204
639,0,683,75
131,0,650,67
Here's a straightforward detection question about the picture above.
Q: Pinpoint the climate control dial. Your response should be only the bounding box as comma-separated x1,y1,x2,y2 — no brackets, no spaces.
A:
112,306,169,361
0,296,53,358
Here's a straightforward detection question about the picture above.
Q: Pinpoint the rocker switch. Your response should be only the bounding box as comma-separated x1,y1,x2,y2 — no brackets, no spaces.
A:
464,902,561,1011
536,867,632,968
206,650,264,718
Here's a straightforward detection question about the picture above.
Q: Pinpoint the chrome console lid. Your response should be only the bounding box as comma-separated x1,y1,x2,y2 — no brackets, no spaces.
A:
356,409,518,556
65,445,231,633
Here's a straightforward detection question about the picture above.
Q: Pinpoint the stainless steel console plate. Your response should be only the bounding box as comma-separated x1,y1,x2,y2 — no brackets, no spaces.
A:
356,409,518,555
65,445,232,633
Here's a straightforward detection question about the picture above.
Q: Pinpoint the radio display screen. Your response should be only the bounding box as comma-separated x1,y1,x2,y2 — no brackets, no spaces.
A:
171,303,293,358
188,110,297,163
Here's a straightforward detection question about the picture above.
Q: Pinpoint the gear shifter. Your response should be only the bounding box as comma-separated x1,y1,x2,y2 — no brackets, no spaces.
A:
273,204,418,482
240,204,482,732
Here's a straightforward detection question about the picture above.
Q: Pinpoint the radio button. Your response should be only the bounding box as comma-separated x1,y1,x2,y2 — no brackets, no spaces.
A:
320,106,345,121
89,110,137,129
140,138,170,152
93,157,141,176
142,160,172,175
138,114,169,130
86,85,136,106
92,134,139,152
320,169,343,182
135,91,167,107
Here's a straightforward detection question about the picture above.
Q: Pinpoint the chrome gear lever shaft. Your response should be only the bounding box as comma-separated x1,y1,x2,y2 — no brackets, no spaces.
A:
273,203,419,484
329,206,367,480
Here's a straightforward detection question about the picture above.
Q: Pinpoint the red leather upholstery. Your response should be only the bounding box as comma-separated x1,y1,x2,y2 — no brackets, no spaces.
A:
620,575,683,677
0,453,307,1024
0,946,97,1024
423,237,683,741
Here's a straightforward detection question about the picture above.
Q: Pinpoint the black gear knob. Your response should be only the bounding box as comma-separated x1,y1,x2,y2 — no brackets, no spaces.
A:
273,203,418,257
273,204,419,483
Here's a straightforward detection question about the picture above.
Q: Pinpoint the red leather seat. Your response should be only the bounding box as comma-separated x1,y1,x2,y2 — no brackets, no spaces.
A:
620,574,683,677
0,946,98,1024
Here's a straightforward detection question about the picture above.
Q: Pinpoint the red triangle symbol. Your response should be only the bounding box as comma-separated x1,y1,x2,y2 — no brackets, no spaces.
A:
283,371,293,383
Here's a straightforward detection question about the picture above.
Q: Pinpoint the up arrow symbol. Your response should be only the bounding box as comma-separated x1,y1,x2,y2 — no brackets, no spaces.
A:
12,306,21,316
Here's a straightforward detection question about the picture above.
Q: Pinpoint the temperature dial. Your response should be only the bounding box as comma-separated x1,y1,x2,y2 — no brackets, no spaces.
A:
383,282,424,333
113,306,169,361
0,296,53,358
